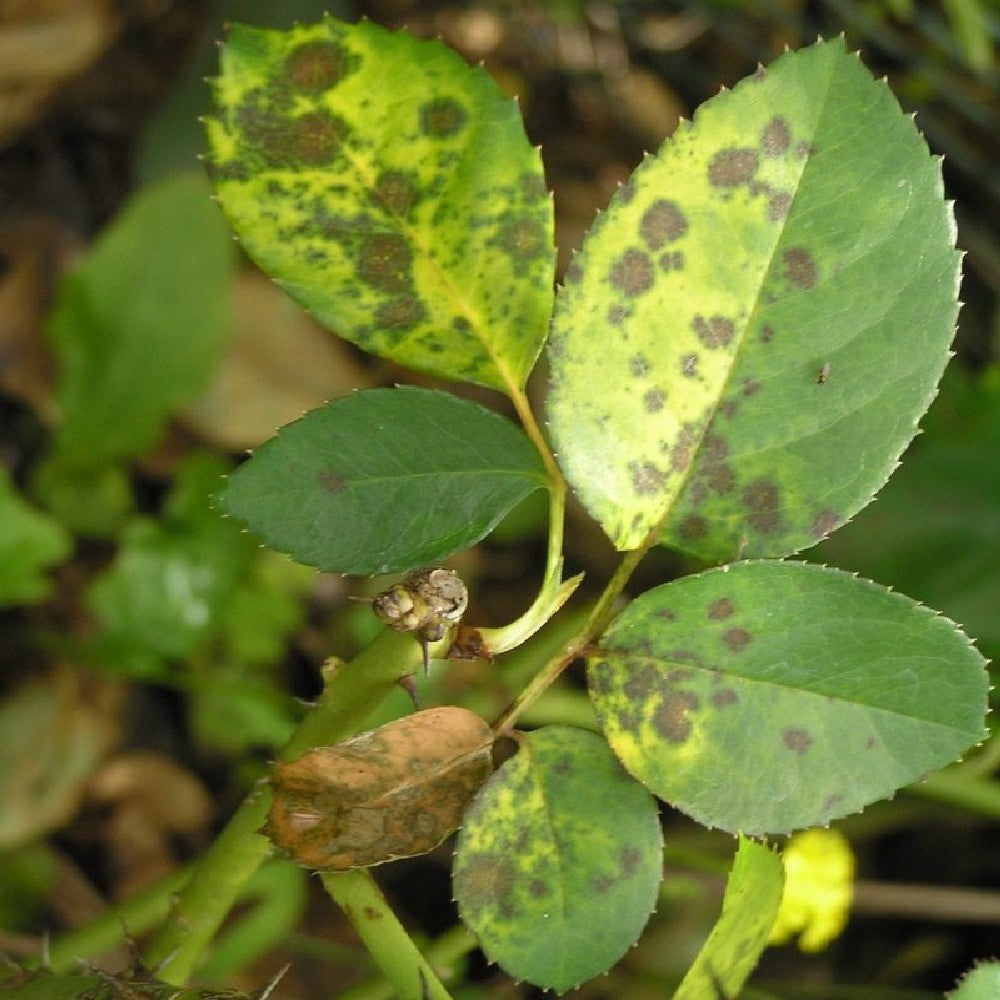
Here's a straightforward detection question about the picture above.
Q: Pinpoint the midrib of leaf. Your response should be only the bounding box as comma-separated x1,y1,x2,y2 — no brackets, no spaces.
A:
608,647,977,732
653,66,838,540
334,123,525,399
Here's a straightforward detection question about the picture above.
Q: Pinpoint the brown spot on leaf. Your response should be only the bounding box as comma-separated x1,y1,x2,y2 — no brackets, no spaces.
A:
812,509,841,538
782,727,813,754
630,461,667,495
652,691,698,743
454,854,516,921
564,258,583,284
707,597,734,620
702,433,728,462
376,295,427,330
420,97,467,137
768,192,792,222
492,217,548,265
629,353,650,376
670,422,699,473
742,377,761,396
783,246,817,289
708,148,759,187
592,873,615,893
761,116,791,156
691,314,735,349
679,514,708,541
319,470,347,494
374,169,419,215
722,627,751,652
659,250,684,271
742,478,781,535
529,879,548,897
285,40,360,92
623,663,661,701
759,325,774,344
356,232,412,293
607,304,628,326
609,248,654,297
711,688,738,708
286,112,348,165
620,845,641,876
680,353,699,378
640,199,688,249
643,388,666,413
362,905,383,920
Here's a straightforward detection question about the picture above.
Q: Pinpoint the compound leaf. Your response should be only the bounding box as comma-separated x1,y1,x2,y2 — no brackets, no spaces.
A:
206,18,554,393
588,560,988,835
547,38,960,559
219,387,548,574
453,726,662,993
673,836,783,1000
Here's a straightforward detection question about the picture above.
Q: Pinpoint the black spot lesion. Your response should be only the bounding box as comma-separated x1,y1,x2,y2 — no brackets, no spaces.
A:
691,314,735,349
640,199,688,249
609,248,654,297
420,97,467,137
356,232,413,293
629,353,651,377
629,461,667,495
707,597,734,620
782,727,813,754
651,691,699,743
680,353,699,378
643,388,666,413
489,216,549,274
284,39,360,92
760,116,791,156
318,470,348,493
373,169,420,215
783,246,818,289
741,477,782,535
708,148,759,188
375,295,427,331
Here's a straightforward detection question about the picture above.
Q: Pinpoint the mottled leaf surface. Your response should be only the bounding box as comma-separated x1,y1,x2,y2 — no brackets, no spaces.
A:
547,38,959,558
45,174,234,466
673,837,783,1000
219,387,548,574
453,727,662,993
206,18,554,391
266,707,492,870
588,561,988,834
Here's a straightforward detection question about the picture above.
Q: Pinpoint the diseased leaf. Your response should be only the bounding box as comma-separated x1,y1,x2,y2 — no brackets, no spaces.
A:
588,560,989,835
266,707,493,870
0,466,71,605
547,38,960,559
453,727,662,994
45,174,234,466
206,18,554,392
673,837,783,1000
219,387,548,574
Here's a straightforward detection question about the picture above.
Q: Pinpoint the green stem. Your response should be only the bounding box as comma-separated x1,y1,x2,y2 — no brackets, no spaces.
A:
337,923,478,1000
492,528,656,735
143,629,422,984
43,865,191,972
904,770,1000,818
320,870,454,1000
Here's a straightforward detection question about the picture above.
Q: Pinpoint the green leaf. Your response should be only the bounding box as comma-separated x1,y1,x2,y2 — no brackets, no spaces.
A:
219,387,548,574
0,965,257,999
0,467,71,605
86,454,253,668
588,560,988,835
547,38,960,558
45,173,234,466
673,836,783,1000
453,726,662,993
205,18,554,392
948,960,1000,1000
816,373,1000,656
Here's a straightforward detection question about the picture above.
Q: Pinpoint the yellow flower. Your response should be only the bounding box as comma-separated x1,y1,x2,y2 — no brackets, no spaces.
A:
768,828,855,952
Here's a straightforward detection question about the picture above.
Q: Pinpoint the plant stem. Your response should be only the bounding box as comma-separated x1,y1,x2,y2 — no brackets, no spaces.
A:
492,527,657,735
320,870,454,1000
142,629,422,985
904,770,1000,818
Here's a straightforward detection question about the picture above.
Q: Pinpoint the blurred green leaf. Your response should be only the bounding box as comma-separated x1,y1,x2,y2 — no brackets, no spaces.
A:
86,454,253,670
816,372,1000,656
453,726,662,993
0,467,71,605
45,173,235,467
673,837,783,1000
192,670,300,753
205,17,553,392
220,387,548,574
588,560,989,834
547,38,959,560
0,844,58,929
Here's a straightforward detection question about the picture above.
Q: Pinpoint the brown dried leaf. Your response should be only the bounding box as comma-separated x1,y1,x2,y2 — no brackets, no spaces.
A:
266,706,493,871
